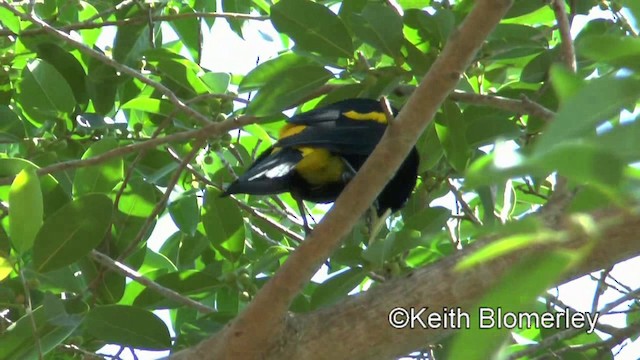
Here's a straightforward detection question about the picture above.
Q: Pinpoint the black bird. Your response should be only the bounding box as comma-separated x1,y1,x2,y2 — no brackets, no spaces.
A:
223,98,419,233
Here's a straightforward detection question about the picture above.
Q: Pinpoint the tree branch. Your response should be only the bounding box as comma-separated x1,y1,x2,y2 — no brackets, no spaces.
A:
90,250,215,314
119,138,207,259
0,10,268,37
551,0,576,72
171,1,515,359
0,115,261,185
170,203,640,359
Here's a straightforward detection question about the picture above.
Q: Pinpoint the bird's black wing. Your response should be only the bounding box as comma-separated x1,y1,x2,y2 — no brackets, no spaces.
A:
276,125,387,155
287,98,393,126
222,147,302,196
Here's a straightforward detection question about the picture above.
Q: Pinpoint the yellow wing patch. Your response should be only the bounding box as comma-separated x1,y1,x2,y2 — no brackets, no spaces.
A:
279,124,307,139
342,110,388,124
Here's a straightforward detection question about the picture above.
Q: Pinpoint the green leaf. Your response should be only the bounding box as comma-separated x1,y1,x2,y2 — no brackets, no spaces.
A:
73,138,123,196
16,59,75,125
223,0,251,37
467,141,625,191
536,76,640,153
435,101,470,172
463,107,520,147
239,53,314,93
0,106,25,141
246,65,333,116
449,250,580,360
113,24,150,67
86,56,119,115
36,43,88,106
169,9,202,63
594,119,640,162
521,50,554,83
349,3,403,58
416,123,443,172
84,305,171,350
310,267,367,309
33,194,113,273
271,0,354,59
403,9,454,46
169,192,200,236
143,49,209,96
0,158,69,217
201,72,231,93
403,206,451,234
9,168,43,253
577,34,640,71
549,64,584,102
0,7,20,33
538,142,624,188
396,0,430,9
503,0,546,19
627,302,640,342
121,97,175,116
0,304,82,359
202,187,245,260
115,177,159,218
0,256,11,281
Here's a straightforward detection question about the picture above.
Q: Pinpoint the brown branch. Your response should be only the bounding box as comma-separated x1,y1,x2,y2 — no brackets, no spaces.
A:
169,205,640,359
395,86,557,121
551,322,640,358
172,1,515,359
297,209,640,360
551,0,577,72
0,3,213,126
452,91,555,121
447,179,483,226
0,115,261,185
0,10,268,37
304,84,557,122
90,250,215,314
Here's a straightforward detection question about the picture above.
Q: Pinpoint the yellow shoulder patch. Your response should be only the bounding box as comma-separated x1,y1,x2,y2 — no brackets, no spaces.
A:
279,124,307,139
342,110,388,124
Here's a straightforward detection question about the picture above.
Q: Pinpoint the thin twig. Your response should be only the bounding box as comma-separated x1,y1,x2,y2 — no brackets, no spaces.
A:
447,179,482,226
510,288,640,360
592,267,613,313
119,138,207,259
19,268,43,360
550,0,577,72
91,250,215,314
0,115,261,185
0,10,268,37
394,86,556,121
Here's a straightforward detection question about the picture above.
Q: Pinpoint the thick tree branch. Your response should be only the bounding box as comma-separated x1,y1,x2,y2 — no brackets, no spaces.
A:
171,1,515,359
281,208,640,360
